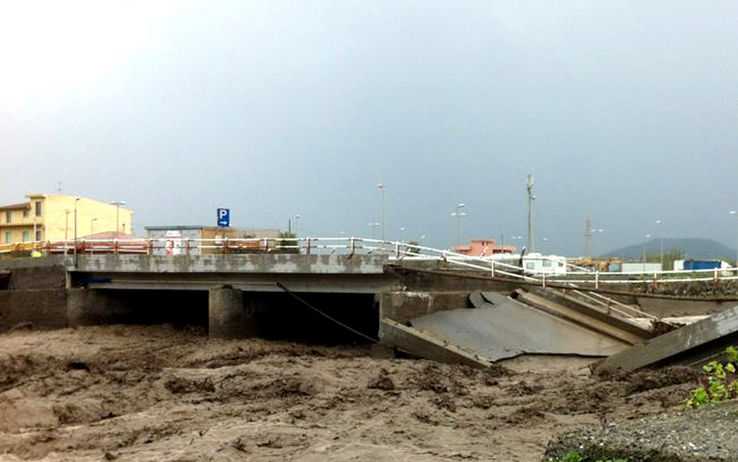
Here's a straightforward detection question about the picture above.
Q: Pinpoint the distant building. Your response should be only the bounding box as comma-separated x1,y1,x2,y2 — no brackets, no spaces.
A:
144,225,282,255
453,239,516,257
0,194,133,244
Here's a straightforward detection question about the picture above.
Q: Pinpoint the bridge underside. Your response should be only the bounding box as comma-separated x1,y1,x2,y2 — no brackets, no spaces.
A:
74,271,397,294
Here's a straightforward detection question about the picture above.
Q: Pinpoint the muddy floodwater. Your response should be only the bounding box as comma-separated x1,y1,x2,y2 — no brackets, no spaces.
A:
0,325,699,461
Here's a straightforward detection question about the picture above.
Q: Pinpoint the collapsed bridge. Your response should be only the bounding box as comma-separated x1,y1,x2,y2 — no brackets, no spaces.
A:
1,237,735,369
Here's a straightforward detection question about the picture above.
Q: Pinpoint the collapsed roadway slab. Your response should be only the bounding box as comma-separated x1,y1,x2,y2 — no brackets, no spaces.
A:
596,304,738,373
378,290,637,365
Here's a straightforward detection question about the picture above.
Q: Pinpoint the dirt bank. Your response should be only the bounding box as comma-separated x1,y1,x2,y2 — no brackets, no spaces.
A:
0,325,699,461
546,400,738,461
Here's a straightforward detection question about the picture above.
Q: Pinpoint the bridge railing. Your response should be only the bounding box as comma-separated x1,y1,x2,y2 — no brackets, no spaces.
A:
4,237,738,288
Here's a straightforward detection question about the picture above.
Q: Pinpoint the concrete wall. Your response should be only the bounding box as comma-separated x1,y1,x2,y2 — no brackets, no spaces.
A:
0,289,68,331
7,266,66,290
379,291,471,324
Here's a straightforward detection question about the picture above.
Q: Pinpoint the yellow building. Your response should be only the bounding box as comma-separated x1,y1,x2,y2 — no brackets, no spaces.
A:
0,194,134,244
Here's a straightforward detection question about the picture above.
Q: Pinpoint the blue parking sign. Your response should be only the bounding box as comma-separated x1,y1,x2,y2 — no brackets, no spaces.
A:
217,208,230,227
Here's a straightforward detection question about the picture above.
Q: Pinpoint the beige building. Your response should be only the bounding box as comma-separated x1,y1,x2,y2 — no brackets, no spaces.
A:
0,194,133,244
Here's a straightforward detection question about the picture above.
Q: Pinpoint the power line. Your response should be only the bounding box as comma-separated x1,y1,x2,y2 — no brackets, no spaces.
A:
275,282,378,343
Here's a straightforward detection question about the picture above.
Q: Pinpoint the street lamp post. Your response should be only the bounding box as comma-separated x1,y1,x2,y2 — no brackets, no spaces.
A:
590,228,605,257
450,203,467,246
643,233,652,272
730,211,737,267
368,222,380,239
90,217,98,235
399,226,406,243
293,214,301,236
111,201,126,238
377,183,385,242
511,235,524,253
64,210,71,241
655,219,664,268
73,197,80,266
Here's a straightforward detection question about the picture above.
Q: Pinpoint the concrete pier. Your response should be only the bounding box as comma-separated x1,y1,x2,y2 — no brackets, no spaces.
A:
67,289,135,327
208,286,255,338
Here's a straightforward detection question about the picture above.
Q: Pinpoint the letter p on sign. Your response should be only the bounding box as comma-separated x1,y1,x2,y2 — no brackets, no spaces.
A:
217,208,230,227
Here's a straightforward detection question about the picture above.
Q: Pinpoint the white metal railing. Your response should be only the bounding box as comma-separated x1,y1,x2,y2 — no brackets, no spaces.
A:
3,236,738,289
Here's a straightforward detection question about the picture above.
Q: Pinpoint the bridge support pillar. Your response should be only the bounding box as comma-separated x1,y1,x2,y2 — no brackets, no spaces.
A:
208,285,255,338
67,289,134,326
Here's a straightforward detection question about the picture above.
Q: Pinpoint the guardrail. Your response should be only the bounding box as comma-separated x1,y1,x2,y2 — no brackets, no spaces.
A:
3,236,738,288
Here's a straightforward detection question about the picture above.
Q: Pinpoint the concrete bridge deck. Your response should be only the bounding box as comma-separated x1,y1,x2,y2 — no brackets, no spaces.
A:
69,254,396,294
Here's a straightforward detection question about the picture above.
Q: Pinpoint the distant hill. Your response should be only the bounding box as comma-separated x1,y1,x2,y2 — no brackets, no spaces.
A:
604,238,736,261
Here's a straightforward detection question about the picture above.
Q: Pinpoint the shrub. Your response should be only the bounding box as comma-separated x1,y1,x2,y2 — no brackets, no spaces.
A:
686,346,738,408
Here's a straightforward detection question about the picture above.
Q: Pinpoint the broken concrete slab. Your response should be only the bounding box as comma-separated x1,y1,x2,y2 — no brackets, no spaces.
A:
409,295,629,362
514,289,650,345
596,304,738,373
378,318,493,369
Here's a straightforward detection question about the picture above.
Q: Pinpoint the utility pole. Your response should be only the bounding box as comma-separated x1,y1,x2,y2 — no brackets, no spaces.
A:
527,175,535,252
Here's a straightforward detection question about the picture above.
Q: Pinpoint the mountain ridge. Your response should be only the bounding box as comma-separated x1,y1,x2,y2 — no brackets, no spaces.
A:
604,238,736,261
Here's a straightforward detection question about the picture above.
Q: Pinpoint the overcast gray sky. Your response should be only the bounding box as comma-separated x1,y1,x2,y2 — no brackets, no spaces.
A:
1,1,737,255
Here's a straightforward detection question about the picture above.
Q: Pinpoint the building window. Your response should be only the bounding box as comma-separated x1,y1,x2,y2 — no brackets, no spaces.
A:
4,231,10,243
35,201,42,217
35,229,42,241
22,230,30,242
542,260,552,268
5,211,10,223
23,208,29,218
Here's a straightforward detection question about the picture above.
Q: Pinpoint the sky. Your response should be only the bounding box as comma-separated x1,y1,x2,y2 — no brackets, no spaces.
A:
1,1,737,256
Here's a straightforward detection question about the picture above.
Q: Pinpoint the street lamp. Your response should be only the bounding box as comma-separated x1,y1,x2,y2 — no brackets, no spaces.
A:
110,201,126,238
643,233,652,272
90,217,98,235
399,226,406,242
368,222,381,239
655,219,664,267
450,203,467,246
511,235,524,253
64,209,71,241
293,214,301,236
377,183,385,242
589,228,605,257
730,211,737,267
73,197,80,266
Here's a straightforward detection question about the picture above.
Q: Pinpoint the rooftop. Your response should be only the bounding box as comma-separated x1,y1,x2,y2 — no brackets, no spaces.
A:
0,202,30,211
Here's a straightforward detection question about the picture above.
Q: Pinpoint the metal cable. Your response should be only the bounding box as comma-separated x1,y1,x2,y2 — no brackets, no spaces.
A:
275,282,378,343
